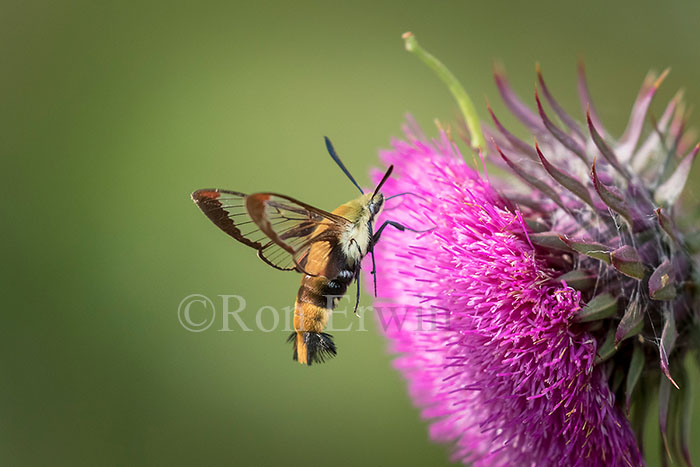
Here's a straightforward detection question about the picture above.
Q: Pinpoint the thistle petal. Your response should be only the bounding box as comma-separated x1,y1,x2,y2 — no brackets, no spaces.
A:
555,269,596,290
577,61,605,136
630,377,650,455
586,109,631,179
535,142,595,208
659,375,672,463
617,70,669,162
615,296,644,345
531,231,576,252
536,63,585,141
652,102,689,184
654,208,681,246
495,143,571,214
654,142,700,205
535,88,588,163
575,293,617,322
494,65,546,135
610,245,646,279
679,368,693,466
667,100,688,153
401,113,427,141
590,161,635,227
659,309,679,389
625,342,645,414
631,90,682,173
486,102,539,160
595,328,617,363
523,217,549,232
559,235,611,264
649,259,676,300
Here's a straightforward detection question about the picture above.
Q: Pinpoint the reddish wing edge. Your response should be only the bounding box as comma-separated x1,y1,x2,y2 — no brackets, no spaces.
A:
191,189,349,274
191,189,263,249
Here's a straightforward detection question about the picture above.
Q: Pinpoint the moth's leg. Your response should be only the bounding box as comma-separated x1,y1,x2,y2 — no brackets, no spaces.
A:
372,220,433,244
370,221,434,297
370,249,378,297
353,273,361,316
350,239,363,316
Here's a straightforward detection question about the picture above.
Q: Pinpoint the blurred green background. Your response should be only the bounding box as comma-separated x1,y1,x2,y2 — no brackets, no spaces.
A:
3,1,699,465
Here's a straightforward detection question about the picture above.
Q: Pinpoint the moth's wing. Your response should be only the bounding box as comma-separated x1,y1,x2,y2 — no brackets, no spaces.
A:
191,189,263,249
191,189,350,275
246,193,352,275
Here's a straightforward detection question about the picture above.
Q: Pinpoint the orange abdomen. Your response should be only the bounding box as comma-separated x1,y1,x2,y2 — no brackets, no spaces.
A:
289,270,354,365
287,201,361,365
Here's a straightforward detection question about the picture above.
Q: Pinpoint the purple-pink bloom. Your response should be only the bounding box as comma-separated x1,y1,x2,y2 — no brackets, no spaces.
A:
373,36,698,464
370,129,642,466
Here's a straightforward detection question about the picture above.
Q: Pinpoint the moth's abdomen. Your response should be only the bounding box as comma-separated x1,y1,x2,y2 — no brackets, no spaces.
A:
290,271,354,365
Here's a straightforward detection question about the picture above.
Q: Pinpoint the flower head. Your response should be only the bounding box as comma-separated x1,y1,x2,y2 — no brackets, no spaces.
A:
370,34,700,466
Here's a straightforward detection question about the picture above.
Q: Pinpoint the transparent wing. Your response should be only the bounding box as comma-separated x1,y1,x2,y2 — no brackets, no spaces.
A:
191,189,350,274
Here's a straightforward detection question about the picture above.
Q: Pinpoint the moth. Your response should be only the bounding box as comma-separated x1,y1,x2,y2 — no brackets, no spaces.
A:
191,138,425,365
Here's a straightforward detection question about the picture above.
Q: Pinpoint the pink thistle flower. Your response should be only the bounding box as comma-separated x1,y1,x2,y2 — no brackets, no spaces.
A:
372,131,642,466
370,33,699,466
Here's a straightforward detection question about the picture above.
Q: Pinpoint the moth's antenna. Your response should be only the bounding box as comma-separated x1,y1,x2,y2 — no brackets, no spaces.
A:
372,165,394,199
324,137,364,194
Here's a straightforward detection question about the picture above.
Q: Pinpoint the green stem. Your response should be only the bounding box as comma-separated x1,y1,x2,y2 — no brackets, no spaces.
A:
402,32,484,150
